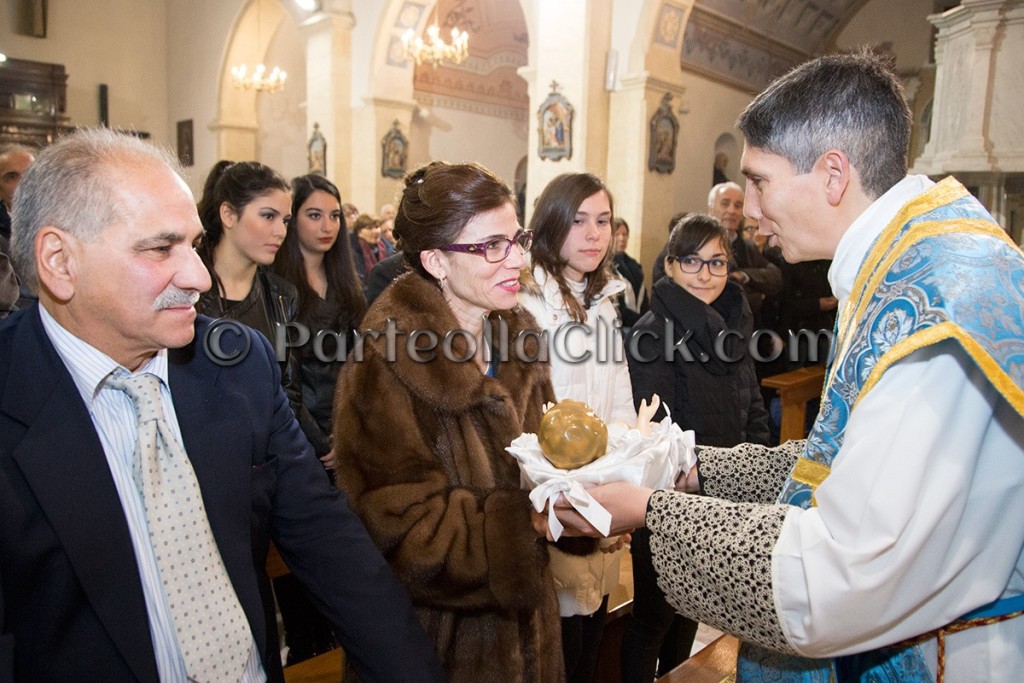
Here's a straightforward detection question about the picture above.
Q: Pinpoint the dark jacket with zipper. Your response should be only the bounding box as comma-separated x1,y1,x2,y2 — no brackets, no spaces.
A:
627,278,770,447
196,267,303,425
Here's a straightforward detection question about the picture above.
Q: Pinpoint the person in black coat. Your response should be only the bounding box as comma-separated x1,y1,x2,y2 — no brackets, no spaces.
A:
621,214,770,682
612,217,648,331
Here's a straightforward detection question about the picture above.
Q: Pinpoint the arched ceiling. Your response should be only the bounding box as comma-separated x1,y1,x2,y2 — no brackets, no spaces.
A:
404,0,919,109
678,0,874,93
410,0,529,121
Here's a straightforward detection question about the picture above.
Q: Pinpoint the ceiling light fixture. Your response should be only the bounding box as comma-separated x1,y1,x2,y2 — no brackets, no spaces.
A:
401,1,469,69
231,1,287,93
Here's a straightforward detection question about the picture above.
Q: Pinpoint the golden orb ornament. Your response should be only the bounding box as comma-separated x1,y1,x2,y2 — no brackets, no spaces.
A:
538,399,608,470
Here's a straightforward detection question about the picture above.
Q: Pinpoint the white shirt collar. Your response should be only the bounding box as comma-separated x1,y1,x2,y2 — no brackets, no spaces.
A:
829,175,935,303
38,304,169,406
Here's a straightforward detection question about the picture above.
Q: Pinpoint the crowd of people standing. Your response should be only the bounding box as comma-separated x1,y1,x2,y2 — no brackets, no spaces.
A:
2,50,1021,683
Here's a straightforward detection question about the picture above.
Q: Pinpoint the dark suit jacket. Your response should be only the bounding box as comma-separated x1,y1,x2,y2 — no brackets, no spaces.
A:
0,307,443,682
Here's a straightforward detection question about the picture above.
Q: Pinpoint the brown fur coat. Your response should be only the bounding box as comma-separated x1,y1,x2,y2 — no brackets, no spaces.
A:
333,272,565,682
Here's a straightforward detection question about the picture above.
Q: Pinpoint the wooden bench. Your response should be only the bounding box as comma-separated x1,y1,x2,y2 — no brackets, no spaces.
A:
657,634,739,683
761,365,825,443
283,647,344,683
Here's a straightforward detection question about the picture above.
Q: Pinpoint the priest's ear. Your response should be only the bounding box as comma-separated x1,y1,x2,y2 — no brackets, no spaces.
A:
819,149,853,207
34,226,79,302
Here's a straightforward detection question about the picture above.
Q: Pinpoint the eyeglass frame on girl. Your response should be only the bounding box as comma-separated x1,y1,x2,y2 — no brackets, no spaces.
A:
666,254,732,277
438,228,534,263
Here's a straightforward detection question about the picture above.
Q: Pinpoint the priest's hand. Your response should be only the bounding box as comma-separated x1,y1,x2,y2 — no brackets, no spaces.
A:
552,481,655,537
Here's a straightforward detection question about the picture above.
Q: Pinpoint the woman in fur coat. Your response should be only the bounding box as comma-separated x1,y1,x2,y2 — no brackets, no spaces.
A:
333,161,565,682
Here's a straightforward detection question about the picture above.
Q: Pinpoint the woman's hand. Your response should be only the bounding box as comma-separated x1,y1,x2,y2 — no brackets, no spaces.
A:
530,507,553,541
599,533,631,553
319,448,336,470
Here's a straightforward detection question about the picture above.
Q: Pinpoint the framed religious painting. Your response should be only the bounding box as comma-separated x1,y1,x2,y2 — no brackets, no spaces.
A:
381,120,408,179
176,119,193,167
537,82,574,161
648,93,680,174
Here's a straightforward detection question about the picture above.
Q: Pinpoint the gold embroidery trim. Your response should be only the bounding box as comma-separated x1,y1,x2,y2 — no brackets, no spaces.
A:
791,457,831,489
828,178,968,393
828,192,1015,401
856,322,1024,417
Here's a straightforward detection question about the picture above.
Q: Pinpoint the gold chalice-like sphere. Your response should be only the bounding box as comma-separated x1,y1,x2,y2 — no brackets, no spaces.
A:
538,399,608,470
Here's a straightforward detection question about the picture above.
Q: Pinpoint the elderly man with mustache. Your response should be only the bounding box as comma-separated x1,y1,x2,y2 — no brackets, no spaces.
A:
0,128,443,683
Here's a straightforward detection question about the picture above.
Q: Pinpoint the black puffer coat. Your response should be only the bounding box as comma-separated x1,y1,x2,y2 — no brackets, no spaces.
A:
627,278,770,447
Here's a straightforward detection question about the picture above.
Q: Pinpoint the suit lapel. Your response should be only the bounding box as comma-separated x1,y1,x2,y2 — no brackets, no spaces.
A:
4,308,157,682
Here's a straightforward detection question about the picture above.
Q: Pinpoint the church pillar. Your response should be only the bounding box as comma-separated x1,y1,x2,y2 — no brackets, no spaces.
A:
521,0,613,216
350,97,417,216
300,1,354,194
606,73,686,277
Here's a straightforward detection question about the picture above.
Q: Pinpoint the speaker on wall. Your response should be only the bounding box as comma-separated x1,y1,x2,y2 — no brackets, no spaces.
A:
98,84,109,127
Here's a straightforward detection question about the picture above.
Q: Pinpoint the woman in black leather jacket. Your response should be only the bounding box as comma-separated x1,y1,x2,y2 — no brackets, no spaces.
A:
196,162,340,664
274,174,366,467
194,162,300,395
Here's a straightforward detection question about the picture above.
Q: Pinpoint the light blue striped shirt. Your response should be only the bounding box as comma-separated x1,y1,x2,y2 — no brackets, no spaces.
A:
39,306,265,682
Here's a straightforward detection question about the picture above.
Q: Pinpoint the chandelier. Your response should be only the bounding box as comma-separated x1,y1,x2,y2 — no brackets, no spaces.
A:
231,0,287,93
231,63,287,93
401,15,469,68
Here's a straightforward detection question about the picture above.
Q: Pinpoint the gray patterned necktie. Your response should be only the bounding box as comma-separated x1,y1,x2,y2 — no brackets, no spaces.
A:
108,372,252,682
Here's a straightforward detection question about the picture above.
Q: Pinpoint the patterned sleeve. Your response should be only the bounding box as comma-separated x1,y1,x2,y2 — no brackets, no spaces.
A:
695,440,804,504
645,490,797,654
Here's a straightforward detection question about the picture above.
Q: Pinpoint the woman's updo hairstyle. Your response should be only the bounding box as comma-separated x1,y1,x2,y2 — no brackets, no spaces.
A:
393,161,515,281
196,160,290,265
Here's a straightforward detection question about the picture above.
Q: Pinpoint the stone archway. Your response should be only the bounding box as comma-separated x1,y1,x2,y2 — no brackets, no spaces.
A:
214,0,291,162
355,0,532,210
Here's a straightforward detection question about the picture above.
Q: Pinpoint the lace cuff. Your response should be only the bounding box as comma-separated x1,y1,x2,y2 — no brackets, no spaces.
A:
646,490,795,654
696,440,804,503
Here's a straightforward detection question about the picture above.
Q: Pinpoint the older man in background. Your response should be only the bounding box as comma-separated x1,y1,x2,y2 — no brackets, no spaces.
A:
708,181,781,323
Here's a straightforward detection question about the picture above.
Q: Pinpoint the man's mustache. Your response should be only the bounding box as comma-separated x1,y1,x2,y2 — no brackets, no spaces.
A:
154,287,201,310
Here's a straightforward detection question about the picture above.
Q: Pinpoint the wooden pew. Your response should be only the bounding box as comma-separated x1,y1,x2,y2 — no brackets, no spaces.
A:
761,365,825,442
283,648,344,683
657,634,739,683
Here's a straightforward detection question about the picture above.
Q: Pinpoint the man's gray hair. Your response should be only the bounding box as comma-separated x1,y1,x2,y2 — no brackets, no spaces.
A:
707,181,743,209
10,128,182,292
736,51,911,199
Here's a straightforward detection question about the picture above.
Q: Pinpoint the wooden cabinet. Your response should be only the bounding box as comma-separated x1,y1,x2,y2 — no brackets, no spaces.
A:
0,57,74,147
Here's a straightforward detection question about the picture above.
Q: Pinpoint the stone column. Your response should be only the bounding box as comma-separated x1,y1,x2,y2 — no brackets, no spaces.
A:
521,0,613,216
301,1,354,193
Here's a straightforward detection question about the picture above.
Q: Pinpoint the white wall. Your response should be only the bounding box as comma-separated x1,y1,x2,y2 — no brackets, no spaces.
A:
833,0,935,71
165,0,247,192
413,106,529,190
1,0,169,140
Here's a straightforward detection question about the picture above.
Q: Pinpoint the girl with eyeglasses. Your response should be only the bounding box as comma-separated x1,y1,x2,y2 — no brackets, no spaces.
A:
331,161,564,681
621,213,769,682
519,172,636,683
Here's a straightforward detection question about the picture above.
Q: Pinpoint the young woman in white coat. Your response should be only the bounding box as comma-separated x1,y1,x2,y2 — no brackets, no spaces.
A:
520,172,636,683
